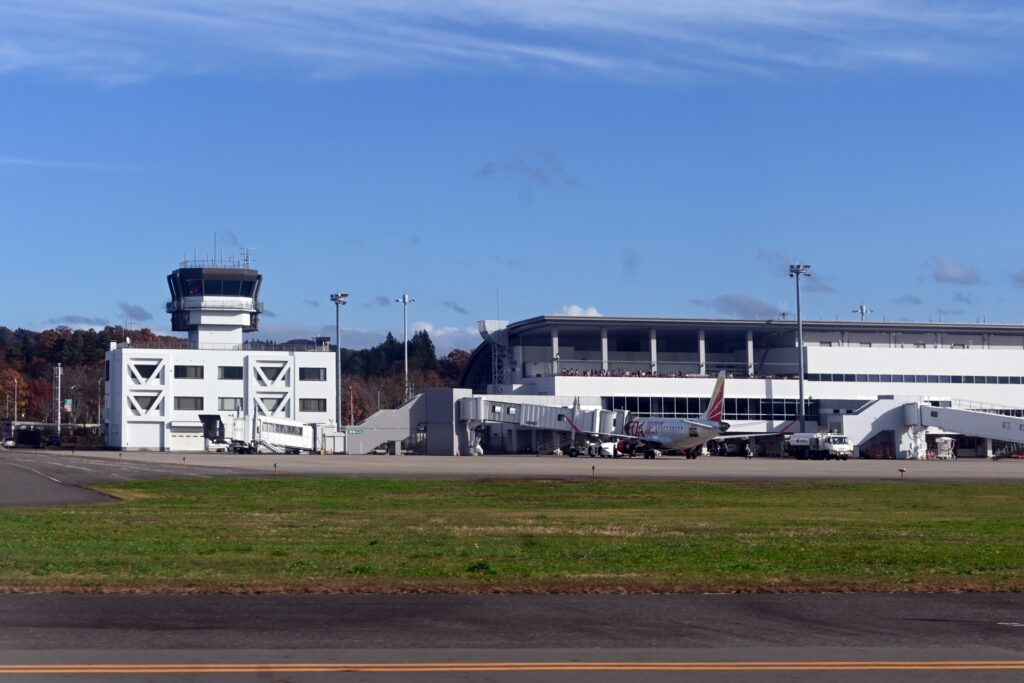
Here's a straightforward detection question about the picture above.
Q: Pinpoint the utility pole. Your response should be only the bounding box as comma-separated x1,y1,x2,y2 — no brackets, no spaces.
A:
395,292,415,401
330,292,349,426
349,385,354,425
789,265,812,432
13,377,17,429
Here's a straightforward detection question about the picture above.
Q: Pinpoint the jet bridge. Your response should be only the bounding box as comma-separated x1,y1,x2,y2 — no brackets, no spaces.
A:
910,402,1024,457
838,395,1024,459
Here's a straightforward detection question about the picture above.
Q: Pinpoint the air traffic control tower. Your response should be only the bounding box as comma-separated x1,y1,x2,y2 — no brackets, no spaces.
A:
166,257,263,349
104,254,335,451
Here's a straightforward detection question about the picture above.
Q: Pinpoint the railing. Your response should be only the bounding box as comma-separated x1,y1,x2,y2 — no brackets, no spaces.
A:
116,340,332,352
166,299,263,313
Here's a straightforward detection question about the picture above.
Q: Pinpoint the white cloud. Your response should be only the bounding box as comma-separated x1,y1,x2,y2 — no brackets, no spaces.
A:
410,321,480,352
1,1,1019,84
932,259,980,285
555,304,603,317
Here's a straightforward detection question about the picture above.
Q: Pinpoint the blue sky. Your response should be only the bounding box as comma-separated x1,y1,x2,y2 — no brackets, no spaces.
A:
3,1,1024,352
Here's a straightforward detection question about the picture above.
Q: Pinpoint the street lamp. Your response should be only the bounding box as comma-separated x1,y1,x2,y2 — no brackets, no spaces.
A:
54,363,63,435
395,293,415,401
330,292,349,427
789,264,811,432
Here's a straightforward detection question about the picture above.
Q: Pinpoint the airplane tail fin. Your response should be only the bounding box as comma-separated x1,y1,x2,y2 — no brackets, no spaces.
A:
702,371,726,423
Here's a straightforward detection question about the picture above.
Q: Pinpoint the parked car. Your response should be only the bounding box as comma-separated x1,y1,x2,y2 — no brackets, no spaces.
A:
2,438,15,449
45,435,61,448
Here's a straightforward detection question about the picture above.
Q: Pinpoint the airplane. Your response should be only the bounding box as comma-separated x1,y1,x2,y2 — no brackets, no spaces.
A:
563,371,729,459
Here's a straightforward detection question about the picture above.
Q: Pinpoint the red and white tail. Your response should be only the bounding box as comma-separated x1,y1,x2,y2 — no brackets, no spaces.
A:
702,371,726,423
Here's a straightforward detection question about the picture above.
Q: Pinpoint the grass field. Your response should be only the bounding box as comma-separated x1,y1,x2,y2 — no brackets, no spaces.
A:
0,478,1021,593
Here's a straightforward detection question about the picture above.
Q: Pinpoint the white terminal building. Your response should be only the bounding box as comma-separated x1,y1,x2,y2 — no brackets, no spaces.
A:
103,259,336,451
453,316,1024,459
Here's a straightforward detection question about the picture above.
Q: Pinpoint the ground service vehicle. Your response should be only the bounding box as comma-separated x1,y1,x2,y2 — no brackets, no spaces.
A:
788,433,852,460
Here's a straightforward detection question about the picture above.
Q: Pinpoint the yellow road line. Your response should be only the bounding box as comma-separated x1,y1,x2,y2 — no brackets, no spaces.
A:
0,661,1023,674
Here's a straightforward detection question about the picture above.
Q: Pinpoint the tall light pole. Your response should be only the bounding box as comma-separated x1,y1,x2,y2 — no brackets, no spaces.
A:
13,377,17,429
54,363,62,435
330,292,348,426
395,293,415,401
789,264,811,432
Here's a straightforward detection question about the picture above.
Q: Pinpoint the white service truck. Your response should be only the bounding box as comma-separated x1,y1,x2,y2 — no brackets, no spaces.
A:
788,433,852,461
199,413,318,454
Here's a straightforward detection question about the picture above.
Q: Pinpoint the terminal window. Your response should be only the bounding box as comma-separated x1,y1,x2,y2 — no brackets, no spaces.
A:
219,366,244,380
174,396,204,411
299,367,327,381
174,365,204,379
299,398,327,412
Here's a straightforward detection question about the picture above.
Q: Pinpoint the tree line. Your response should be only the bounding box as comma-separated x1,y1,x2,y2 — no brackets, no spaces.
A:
0,325,471,426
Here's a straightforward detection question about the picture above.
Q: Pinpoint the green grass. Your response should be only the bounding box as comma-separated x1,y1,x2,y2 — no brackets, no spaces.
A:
0,478,1021,593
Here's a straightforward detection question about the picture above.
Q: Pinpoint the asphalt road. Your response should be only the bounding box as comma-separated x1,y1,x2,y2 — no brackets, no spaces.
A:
0,593,1021,681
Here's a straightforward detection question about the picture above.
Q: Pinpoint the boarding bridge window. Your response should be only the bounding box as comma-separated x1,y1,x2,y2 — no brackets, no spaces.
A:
299,367,327,381
105,361,109,381
219,366,243,380
219,397,242,411
175,396,203,411
174,365,204,379
299,399,326,412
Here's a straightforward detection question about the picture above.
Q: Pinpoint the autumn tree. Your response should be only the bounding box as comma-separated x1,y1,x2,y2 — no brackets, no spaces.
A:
0,368,29,422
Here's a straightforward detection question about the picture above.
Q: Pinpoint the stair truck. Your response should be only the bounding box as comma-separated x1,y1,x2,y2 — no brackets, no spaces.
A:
787,433,852,461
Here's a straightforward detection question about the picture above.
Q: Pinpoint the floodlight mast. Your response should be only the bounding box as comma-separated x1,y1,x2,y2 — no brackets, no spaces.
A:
395,293,415,401
789,264,812,432
330,292,349,426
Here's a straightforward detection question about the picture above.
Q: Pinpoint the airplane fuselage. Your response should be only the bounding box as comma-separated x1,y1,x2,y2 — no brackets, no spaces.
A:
625,417,727,452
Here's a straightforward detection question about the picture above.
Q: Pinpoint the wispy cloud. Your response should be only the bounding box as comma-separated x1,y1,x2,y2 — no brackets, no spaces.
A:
932,259,980,285
303,299,320,308
442,300,469,315
893,294,924,306
693,293,777,319
1012,271,1024,288
490,256,527,271
118,302,152,322
2,2,1020,84
475,149,577,189
0,156,124,170
46,314,109,327
362,295,392,309
554,304,603,317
